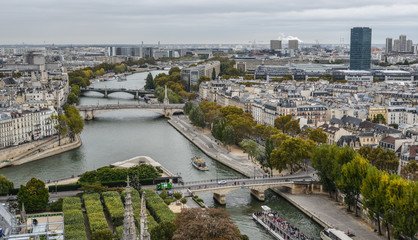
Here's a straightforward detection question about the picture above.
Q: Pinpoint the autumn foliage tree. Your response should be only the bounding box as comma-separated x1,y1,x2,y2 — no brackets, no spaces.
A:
358,146,399,174
173,208,243,240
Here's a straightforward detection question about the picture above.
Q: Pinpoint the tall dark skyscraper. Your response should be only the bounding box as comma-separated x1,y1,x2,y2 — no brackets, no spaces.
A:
350,27,372,70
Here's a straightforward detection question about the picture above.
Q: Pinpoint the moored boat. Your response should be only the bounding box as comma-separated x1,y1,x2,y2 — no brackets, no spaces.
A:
191,156,209,171
320,228,353,240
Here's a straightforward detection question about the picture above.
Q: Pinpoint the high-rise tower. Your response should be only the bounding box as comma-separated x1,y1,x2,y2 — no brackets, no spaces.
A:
385,38,392,54
350,27,372,70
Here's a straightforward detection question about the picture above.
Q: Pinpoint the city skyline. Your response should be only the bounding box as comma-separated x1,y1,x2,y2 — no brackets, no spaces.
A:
1,0,418,45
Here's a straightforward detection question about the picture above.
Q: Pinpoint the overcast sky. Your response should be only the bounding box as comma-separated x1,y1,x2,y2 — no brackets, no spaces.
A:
2,0,418,45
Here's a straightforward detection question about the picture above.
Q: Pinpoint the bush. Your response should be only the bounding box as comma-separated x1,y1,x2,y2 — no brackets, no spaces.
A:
141,189,176,223
48,183,81,192
180,198,187,204
102,191,124,227
164,198,174,205
79,164,160,184
173,192,182,200
159,189,168,199
82,193,108,233
47,198,63,212
63,197,87,240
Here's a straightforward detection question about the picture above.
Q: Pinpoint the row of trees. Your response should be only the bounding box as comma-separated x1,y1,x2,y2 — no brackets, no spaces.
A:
312,144,417,239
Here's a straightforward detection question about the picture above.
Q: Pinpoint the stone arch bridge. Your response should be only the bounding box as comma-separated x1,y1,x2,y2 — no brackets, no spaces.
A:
80,88,154,99
76,103,185,120
178,174,321,205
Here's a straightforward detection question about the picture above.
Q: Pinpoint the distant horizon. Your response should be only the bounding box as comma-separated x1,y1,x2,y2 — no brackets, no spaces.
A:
1,0,417,45
0,43,387,48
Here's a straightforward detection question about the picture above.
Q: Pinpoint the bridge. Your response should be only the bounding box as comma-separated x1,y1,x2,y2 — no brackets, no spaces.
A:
77,103,185,120
80,87,154,99
172,173,321,205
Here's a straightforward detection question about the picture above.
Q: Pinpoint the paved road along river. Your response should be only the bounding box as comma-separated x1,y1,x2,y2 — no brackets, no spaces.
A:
0,71,322,240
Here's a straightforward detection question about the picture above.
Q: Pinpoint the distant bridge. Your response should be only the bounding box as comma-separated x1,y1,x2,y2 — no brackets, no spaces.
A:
76,103,184,120
80,87,154,99
174,174,321,205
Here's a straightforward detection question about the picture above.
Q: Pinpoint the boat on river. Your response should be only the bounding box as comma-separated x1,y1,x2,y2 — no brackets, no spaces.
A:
320,228,353,240
191,156,208,171
117,76,127,81
253,205,313,240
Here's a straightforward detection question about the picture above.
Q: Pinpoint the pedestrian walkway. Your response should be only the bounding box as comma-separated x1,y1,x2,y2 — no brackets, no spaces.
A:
168,115,264,177
273,190,385,240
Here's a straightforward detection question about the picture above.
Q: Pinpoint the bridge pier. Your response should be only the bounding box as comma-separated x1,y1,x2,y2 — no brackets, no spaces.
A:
213,192,226,205
104,89,108,98
250,189,265,201
84,110,94,121
134,91,139,100
291,183,307,194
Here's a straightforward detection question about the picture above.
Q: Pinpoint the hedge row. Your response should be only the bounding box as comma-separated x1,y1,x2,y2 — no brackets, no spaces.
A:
48,183,81,192
82,193,108,233
62,197,87,240
102,191,125,227
121,189,158,231
140,189,176,223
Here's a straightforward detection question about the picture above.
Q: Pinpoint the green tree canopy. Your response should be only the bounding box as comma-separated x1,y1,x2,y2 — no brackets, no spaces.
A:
220,106,244,117
64,105,84,141
199,102,221,124
144,73,155,90
270,138,315,173
189,105,205,128
400,160,418,181
308,128,327,144
311,144,342,197
361,166,389,235
359,146,399,174
70,84,81,96
337,155,370,215
372,114,386,124
17,178,49,213
183,101,196,115
67,92,79,105
239,139,259,162
222,125,235,150
169,67,181,75
0,175,14,195
274,115,292,132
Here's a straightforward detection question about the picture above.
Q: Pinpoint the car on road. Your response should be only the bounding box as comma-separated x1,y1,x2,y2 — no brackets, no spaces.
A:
218,180,227,185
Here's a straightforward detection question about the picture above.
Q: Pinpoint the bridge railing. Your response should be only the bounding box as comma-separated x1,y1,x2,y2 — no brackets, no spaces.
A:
181,174,312,187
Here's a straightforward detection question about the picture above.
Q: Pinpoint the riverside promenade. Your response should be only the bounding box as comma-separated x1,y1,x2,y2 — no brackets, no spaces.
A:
168,115,264,178
272,189,386,240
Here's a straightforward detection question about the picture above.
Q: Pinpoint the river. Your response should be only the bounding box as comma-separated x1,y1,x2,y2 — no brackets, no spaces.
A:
0,71,322,239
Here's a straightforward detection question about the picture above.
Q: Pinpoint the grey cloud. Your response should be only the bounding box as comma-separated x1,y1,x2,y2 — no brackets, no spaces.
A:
1,0,417,44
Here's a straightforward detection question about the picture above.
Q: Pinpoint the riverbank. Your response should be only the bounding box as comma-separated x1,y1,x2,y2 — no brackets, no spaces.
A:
0,135,82,169
168,115,264,178
271,188,385,240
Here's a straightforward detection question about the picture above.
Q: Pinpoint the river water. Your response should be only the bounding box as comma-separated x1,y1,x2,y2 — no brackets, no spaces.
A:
0,71,322,239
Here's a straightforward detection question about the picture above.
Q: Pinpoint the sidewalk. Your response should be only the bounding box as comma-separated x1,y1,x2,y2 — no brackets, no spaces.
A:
168,115,264,178
273,189,386,240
